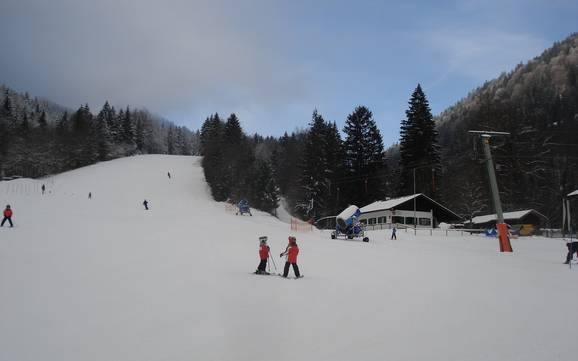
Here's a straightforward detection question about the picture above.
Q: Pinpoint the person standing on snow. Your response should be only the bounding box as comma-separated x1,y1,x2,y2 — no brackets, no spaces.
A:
564,238,578,264
280,236,301,278
167,172,171,179
143,199,149,210
255,236,270,274
41,184,45,195
391,226,397,240
1,205,13,227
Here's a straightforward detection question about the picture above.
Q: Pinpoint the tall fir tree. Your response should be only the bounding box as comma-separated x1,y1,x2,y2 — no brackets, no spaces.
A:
96,105,112,161
121,106,136,146
342,106,386,207
297,110,329,218
323,121,344,214
222,114,243,197
200,114,227,200
398,84,441,198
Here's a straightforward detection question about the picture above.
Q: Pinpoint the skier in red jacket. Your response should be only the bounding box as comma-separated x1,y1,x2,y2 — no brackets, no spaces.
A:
1,205,13,227
255,236,271,274
280,236,301,278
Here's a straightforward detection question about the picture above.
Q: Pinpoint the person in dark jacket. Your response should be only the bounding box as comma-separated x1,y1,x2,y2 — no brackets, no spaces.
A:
1,205,13,227
143,199,149,210
280,236,301,278
255,236,270,274
564,239,578,264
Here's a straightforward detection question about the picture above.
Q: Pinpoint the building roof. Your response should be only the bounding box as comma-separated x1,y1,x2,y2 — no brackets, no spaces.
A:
360,194,419,213
360,193,462,222
471,209,548,225
568,189,578,197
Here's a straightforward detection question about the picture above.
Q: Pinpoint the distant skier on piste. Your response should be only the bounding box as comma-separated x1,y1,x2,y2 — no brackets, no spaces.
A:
143,199,149,210
280,236,301,278
255,236,270,274
564,238,578,264
167,172,171,179
1,205,13,227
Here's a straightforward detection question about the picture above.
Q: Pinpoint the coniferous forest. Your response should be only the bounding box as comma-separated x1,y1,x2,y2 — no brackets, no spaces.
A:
0,85,200,179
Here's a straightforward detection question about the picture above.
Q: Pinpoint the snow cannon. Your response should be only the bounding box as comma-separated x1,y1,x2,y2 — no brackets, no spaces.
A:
331,205,369,242
336,205,361,230
236,199,252,216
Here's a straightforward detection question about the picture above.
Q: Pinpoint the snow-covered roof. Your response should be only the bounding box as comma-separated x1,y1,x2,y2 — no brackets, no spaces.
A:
360,194,420,213
568,189,578,197
471,209,547,224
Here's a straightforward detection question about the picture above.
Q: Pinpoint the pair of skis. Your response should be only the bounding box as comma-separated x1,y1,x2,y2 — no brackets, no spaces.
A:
252,271,304,279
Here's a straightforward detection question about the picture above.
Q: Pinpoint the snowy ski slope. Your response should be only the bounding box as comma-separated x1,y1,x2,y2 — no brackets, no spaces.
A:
1,155,577,361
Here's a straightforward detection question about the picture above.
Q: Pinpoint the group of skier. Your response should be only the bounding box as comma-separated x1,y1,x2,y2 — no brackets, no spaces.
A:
255,235,301,278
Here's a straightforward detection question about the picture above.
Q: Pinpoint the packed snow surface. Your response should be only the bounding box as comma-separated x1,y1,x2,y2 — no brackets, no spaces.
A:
1,155,577,361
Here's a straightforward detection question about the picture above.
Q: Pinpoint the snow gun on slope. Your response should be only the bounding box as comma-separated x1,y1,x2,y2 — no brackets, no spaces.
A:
331,205,369,242
236,199,252,216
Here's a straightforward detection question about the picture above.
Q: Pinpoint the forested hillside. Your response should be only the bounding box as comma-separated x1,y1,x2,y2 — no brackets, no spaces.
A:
200,107,388,220
201,34,578,228
0,85,200,178
435,33,578,225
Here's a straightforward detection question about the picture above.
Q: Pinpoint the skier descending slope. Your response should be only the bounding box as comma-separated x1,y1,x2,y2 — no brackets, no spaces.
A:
255,236,271,274
280,236,302,279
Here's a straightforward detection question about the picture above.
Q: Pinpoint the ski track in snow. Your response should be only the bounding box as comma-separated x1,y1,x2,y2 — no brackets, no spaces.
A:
0,155,577,361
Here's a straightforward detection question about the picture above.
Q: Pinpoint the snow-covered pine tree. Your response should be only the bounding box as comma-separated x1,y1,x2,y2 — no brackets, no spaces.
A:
135,118,145,152
121,106,136,150
95,105,112,161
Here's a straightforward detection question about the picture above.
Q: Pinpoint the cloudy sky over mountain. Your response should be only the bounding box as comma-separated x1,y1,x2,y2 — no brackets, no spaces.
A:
1,0,576,145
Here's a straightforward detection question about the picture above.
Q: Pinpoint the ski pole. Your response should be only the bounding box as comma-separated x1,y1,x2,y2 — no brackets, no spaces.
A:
268,251,278,272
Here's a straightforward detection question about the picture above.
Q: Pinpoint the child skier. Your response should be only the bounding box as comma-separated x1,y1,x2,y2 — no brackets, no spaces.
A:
1,205,13,227
255,236,270,274
280,236,301,278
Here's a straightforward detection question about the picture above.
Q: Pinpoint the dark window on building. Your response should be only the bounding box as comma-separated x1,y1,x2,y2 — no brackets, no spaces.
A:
419,218,431,226
393,216,404,224
378,216,387,224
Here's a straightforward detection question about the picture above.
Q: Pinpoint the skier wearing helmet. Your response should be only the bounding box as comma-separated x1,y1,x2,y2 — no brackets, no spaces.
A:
280,236,301,278
255,236,271,274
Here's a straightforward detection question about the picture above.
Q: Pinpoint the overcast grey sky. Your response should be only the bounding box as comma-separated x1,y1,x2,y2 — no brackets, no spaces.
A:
1,0,577,145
